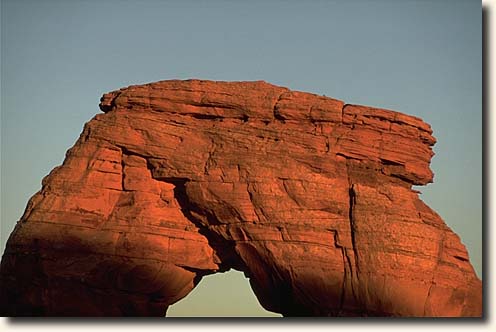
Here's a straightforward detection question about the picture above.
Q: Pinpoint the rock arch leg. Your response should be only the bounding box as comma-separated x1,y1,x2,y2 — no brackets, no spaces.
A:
0,142,219,316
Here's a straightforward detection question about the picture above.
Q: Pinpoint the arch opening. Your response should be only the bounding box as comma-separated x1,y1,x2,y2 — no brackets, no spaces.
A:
167,269,281,317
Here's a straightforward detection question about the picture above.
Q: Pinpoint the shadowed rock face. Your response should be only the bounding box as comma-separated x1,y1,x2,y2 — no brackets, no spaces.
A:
0,80,481,317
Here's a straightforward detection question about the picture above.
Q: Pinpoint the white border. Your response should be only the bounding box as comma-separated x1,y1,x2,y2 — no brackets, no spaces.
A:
0,1,492,331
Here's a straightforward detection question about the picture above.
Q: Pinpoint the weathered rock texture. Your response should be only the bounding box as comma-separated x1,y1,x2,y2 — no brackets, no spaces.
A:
0,80,482,317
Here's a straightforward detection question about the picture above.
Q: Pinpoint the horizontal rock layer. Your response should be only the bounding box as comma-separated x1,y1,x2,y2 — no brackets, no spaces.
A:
0,80,481,317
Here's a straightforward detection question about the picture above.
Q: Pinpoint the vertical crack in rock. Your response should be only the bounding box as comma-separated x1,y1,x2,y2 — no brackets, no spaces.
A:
203,137,216,176
273,91,287,122
120,154,126,191
331,229,349,314
344,159,361,311
348,184,359,272
341,103,348,123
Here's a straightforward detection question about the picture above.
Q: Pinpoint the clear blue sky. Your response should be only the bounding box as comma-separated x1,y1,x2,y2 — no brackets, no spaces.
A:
1,0,481,317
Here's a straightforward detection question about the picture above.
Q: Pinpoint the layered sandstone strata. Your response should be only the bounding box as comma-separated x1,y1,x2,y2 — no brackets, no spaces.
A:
0,80,482,316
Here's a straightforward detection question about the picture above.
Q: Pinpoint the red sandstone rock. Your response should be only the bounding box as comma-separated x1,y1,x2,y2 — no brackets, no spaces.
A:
0,80,482,317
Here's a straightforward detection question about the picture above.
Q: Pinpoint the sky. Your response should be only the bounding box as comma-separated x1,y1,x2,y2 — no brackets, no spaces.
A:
1,0,481,317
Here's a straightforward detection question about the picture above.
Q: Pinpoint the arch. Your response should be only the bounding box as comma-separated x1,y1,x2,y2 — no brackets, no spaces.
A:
0,80,482,317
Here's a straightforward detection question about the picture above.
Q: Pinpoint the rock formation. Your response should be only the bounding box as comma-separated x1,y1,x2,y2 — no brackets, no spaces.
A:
0,80,482,317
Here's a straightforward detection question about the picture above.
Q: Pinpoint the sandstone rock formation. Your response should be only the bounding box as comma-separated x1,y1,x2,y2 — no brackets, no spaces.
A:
0,80,482,317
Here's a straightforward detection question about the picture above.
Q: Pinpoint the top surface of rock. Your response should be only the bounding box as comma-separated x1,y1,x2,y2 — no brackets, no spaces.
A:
0,80,480,317
99,79,436,185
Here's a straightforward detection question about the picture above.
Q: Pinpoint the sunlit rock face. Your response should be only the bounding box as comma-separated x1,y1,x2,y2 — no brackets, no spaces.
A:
0,80,482,317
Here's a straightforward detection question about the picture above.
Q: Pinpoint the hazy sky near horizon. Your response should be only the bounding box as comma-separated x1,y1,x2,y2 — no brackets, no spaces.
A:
1,0,481,317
